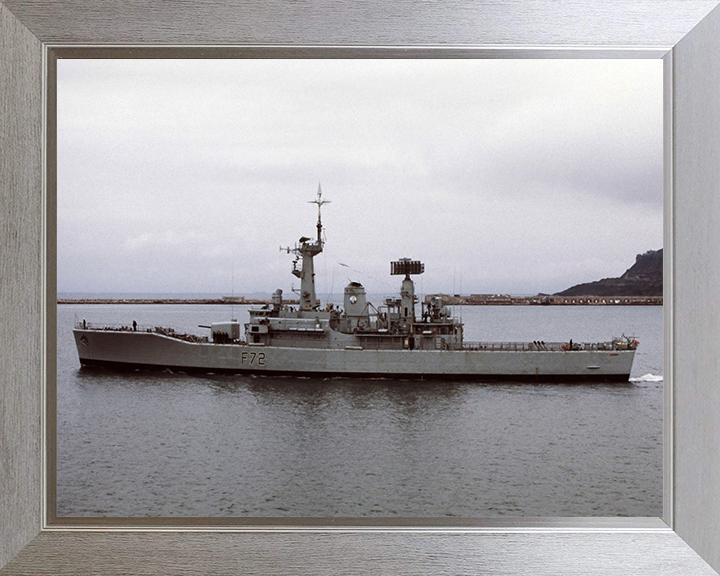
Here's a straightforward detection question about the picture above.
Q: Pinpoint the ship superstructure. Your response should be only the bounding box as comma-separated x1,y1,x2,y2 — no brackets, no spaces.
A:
73,186,638,381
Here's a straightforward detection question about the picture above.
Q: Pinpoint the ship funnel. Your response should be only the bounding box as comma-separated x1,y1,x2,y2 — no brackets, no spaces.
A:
344,282,369,328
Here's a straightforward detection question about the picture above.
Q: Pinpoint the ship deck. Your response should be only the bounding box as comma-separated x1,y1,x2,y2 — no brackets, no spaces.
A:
75,323,630,353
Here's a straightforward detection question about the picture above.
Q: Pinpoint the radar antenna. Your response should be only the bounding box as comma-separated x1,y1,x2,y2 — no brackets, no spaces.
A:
390,258,424,323
308,182,331,245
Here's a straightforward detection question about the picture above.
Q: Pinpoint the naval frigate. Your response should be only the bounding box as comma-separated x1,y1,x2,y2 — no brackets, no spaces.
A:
73,187,638,381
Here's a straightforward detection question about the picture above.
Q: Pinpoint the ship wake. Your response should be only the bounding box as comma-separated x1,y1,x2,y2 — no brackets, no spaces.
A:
630,373,663,382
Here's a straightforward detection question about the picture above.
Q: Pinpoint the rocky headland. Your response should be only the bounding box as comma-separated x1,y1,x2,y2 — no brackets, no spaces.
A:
555,249,663,297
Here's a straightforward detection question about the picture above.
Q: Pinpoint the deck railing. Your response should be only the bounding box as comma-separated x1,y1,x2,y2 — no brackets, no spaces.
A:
75,321,155,332
462,341,621,352
74,322,209,343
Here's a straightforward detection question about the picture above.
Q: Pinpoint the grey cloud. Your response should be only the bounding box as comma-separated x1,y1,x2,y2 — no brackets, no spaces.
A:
57,59,663,296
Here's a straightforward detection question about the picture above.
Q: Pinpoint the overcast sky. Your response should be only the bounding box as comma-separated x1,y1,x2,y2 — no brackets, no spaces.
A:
57,59,663,297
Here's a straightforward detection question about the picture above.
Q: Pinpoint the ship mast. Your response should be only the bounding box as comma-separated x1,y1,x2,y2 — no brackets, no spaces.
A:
311,182,330,245
391,258,424,325
283,184,330,311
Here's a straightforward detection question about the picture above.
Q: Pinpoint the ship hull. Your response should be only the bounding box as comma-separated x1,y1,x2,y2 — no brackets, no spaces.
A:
73,329,636,382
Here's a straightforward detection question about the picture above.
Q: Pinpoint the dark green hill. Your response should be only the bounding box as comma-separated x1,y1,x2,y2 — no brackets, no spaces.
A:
555,249,663,297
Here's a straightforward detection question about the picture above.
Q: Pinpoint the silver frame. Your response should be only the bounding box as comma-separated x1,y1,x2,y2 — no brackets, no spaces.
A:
2,2,720,574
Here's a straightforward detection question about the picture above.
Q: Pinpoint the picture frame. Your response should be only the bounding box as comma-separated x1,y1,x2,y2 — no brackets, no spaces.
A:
2,1,720,574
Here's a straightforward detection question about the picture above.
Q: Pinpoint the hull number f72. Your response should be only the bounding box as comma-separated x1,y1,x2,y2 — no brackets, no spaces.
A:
241,351,266,366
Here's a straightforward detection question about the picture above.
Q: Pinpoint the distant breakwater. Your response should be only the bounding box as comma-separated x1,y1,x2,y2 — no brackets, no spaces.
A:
57,297,300,306
426,294,662,306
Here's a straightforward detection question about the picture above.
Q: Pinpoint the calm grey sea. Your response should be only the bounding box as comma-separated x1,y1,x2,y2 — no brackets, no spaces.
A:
56,303,663,517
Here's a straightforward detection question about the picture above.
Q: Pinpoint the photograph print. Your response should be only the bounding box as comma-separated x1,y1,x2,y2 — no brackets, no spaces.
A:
56,58,663,518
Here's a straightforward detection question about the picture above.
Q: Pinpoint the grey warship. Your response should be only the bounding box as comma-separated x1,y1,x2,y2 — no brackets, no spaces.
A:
73,187,638,381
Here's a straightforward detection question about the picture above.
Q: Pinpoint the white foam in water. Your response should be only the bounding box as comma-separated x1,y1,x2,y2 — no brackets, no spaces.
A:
630,373,664,382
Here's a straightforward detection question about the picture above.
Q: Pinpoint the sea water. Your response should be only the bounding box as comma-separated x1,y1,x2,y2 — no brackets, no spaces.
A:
56,303,662,517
